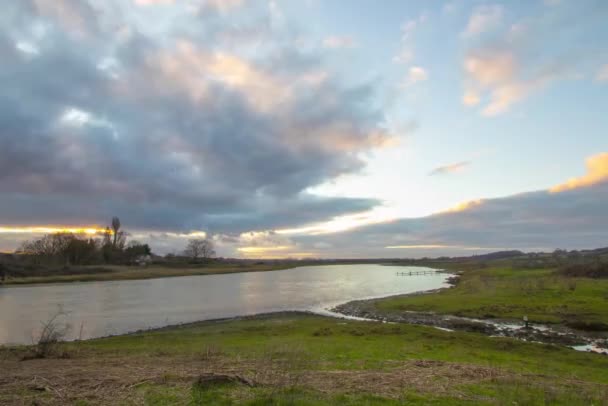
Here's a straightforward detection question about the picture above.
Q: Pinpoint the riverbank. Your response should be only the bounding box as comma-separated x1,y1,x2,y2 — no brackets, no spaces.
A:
333,267,608,352
0,262,305,286
1,312,607,405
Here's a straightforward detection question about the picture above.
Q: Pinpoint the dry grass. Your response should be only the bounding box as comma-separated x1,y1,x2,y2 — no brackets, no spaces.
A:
2,350,605,405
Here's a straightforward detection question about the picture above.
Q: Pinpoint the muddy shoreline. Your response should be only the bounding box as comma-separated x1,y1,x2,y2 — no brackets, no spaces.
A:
331,274,608,354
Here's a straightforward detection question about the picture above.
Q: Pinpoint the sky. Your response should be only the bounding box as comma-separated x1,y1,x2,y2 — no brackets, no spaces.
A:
1,0,607,258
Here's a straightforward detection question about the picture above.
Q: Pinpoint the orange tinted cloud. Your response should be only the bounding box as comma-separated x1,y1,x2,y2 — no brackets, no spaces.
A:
441,199,485,213
550,153,608,193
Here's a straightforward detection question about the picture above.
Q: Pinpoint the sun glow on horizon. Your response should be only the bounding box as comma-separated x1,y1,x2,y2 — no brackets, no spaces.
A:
0,226,108,235
385,244,447,249
276,207,399,236
236,245,316,259
237,246,292,253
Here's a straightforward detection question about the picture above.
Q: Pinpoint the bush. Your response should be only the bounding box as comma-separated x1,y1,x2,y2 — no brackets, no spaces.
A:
24,308,71,360
559,262,608,279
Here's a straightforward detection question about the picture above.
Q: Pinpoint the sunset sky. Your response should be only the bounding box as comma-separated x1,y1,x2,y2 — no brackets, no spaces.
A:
1,0,607,258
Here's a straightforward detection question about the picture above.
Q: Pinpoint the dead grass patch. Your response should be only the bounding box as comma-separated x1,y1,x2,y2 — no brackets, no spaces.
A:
0,354,606,405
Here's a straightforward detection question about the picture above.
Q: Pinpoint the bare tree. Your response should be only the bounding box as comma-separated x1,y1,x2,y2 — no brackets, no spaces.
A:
102,227,112,246
183,239,216,262
19,233,100,266
19,233,74,264
111,217,121,248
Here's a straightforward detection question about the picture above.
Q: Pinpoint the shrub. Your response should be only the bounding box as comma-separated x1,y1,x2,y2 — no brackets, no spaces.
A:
559,262,608,279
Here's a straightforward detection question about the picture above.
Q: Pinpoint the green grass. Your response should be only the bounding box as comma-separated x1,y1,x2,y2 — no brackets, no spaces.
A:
374,267,608,326
140,385,472,405
148,385,495,405
4,263,608,404
4,314,608,404
76,314,608,382
135,383,607,405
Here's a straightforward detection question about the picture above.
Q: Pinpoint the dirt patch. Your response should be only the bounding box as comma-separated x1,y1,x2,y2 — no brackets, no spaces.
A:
2,351,607,405
0,355,229,405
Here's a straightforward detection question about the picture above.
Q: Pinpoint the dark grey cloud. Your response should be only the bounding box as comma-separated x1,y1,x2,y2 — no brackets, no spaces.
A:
290,181,608,258
0,0,392,233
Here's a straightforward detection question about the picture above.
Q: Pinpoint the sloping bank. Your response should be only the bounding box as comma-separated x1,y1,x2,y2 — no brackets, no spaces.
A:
332,269,608,354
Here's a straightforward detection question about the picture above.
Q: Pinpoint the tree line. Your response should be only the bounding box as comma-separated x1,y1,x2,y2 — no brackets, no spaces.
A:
17,217,151,266
14,217,216,267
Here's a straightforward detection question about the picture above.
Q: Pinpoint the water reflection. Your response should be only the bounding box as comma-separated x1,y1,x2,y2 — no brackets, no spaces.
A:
0,264,449,345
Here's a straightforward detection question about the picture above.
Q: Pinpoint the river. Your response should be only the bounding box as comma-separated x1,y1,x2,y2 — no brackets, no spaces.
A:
0,264,450,345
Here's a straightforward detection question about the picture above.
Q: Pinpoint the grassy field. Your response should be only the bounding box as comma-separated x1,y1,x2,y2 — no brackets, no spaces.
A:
3,258,608,403
1,313,607,405
373,267,608,328
0,262,301,286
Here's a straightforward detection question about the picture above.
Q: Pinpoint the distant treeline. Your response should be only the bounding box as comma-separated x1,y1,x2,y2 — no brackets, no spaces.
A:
15,217,151,266
1,219,607,282
0,218,222,281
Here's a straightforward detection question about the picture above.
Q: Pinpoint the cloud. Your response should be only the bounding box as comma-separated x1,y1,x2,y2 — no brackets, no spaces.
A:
134,0,174,6
30,0,100,37
272,153,608,258
233,230,297,257
550,153,608,193
403,66,428,86
287,180,608,258
596,64,608,82
442,2,457,15
400,19,418,41
322,36,356,49
4,152,607,257
392,12,427,66
392,49,413,64
461,2,608,116
197,0,245,13
463,4,503,37
462,89,480,106
429,161,471,176
463,51,539,116
0,0,394,237
440,199,484,213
